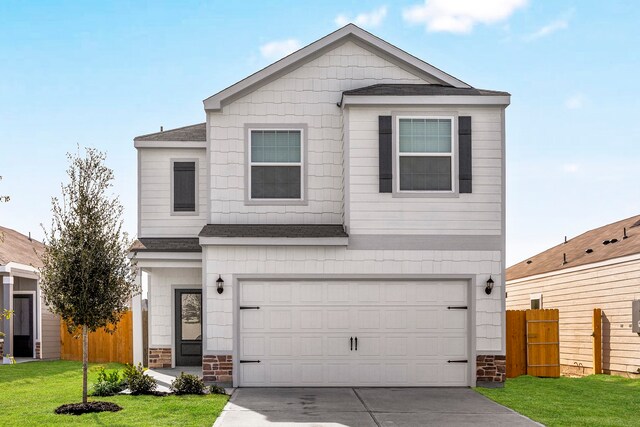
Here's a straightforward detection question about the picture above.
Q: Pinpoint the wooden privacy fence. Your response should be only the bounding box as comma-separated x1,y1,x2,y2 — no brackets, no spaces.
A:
60,311,133,364
506,309,560,378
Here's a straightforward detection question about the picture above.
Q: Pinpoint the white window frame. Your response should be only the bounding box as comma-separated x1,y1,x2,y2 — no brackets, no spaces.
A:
247,127,305,202
530,293,543,309
395,115,455,194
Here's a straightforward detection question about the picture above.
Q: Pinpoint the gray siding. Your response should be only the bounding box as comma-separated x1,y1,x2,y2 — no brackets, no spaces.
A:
40,301,60,359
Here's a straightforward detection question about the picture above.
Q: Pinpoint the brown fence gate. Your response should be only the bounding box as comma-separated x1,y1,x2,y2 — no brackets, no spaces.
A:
506,309,560,378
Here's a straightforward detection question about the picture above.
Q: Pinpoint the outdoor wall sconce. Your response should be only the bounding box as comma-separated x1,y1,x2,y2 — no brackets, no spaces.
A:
485,276,494,295
216,275,224,294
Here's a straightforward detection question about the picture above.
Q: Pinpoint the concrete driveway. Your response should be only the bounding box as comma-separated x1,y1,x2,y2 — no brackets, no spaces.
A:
214,387,540,426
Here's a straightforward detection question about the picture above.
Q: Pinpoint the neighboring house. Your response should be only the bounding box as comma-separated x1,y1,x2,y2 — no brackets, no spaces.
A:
131,24,510,387
0,226,60,360
506,214,640,377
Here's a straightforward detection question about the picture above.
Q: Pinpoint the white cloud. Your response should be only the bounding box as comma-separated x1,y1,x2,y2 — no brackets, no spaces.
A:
259,39,302,60
335,6,388,28
563,163,579,173
525,19,569,41
565,93,586,110
402,0,528,34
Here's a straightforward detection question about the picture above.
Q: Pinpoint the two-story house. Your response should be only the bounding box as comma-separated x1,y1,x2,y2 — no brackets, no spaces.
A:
131,24,510,388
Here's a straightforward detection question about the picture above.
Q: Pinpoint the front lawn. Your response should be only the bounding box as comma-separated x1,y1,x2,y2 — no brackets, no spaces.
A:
0,360,228,426
476,375,640,427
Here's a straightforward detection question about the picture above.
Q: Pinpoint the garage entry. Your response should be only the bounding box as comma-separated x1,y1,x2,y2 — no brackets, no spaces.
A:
238,280,470,387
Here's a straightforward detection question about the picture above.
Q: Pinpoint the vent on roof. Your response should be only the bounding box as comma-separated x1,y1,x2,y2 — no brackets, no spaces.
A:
603,240,610,245
585,248,593,254
624,227,629,239
631,220,640,228
526,260,532,264
610,238,619,244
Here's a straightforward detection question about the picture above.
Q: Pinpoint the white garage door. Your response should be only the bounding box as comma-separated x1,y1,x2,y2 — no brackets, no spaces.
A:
238,280,469,387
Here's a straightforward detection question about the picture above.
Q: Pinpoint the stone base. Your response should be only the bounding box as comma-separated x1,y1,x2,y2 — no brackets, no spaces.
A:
476,355,506,385
35,341,41,359
203,355,233,383
148,347,172,368
0,339,3,356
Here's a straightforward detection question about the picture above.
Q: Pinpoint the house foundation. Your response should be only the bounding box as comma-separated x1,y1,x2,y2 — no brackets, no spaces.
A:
203,355,233,383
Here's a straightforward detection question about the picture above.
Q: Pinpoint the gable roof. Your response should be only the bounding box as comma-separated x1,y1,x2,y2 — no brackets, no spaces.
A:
507,214,640,281
130,238,201,252
134,123,206,142
203,24,471,111
342,84,510,97
0,226,44,268
199,224,348,238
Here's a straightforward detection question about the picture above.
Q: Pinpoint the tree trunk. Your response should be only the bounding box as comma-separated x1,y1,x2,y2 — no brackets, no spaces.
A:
82,325,88,404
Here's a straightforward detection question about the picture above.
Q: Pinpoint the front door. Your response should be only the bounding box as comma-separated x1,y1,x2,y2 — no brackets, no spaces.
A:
175,289,202,366
13,295,34,357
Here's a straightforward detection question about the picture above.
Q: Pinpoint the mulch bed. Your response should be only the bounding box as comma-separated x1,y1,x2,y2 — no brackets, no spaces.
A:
55,401,123,415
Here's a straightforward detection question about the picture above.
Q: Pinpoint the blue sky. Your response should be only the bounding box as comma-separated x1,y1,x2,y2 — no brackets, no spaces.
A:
1,0,639,266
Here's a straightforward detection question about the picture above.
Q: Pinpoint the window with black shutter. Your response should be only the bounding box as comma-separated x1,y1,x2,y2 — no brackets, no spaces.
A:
173,161,196,212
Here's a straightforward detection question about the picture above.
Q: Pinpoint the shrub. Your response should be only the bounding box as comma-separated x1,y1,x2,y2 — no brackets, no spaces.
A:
123,363,157,395
91,368,125,396
171,372,206,395
209,384,227,395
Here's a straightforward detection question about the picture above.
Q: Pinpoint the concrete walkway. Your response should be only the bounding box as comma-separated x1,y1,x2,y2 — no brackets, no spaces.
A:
214,387,541,427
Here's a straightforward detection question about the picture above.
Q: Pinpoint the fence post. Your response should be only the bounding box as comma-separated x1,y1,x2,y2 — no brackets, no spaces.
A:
593,308,602,374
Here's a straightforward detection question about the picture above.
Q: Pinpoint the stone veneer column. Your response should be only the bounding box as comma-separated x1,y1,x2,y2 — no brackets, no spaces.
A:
202,355,233,383
0,339,3,356
35,342,41,359
476,355,506,386
148,347,172,368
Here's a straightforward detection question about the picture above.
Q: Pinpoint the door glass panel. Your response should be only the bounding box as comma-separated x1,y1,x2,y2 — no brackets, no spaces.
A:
13,297,31,336
181,293,201,341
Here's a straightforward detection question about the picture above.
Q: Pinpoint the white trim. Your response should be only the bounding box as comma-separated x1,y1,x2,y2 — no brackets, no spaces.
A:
13,290,37,359
395,115,455,194
170,158,199,216
0,262,40,276
128,252,202,261
341,95,511,107
507,252,640,285
203,24,470,111
134,141,207,149
199,236,348,246
247,128,305,203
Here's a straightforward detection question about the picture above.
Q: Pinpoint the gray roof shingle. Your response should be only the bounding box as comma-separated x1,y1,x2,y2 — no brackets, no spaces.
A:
130,238,202,252
134,123,206,142
199,224,348,238
342,84,510,97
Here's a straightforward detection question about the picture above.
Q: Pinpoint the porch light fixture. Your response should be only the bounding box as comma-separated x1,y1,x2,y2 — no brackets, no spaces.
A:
216,275,224,294
485,276,494,295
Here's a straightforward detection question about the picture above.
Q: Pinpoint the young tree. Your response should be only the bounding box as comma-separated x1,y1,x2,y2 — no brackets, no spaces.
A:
40,148,138,404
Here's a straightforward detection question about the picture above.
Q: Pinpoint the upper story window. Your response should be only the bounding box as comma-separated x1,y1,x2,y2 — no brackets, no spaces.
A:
249,129,303,200
172,160,196,213
397,117,454,192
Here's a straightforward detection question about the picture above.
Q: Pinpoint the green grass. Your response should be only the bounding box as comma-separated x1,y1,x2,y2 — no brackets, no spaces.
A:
0,360,228,426
476,375,640,427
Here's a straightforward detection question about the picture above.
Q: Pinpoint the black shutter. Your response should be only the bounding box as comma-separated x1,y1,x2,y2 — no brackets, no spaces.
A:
458,116,472,193
174,162,196,211
379,116,392,193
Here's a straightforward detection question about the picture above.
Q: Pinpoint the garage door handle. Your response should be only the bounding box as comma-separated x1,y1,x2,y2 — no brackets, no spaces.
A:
350,337,353,351
239,360,261,363
355,337,358,351
239,306,260,310
447,306,468,310
447,360,468,363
